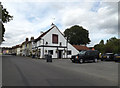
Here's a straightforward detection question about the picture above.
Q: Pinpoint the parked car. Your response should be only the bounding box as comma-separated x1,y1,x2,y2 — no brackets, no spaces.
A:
114,54,120,62
11,53,16,56
101,53,114,61
70,50,99,64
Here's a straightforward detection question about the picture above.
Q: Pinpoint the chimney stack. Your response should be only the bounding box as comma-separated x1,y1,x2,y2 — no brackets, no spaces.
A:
30,37,34,42
26,38,29,42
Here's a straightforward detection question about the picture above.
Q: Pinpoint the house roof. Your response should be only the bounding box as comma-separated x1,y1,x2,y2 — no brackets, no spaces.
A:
1,47,12,50
72,45,90,51
21,41,26,45
12,44,21,49
34,25,55,42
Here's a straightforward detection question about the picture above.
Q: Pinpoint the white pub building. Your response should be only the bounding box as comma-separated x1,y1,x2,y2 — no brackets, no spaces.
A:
32,24,79,58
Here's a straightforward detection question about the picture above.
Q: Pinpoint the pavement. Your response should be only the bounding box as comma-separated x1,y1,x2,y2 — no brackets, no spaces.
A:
2,55,119,86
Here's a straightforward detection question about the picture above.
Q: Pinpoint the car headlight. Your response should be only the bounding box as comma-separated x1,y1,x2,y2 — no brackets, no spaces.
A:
116,56,120,58
76,56,78,59
103,56,106,58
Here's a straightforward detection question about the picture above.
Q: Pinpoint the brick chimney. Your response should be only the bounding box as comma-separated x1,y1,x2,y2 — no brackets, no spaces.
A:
26,38,29,42
30,37,34,42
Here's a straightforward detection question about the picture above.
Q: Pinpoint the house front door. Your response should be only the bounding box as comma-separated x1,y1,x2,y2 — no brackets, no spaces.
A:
58,50,63,58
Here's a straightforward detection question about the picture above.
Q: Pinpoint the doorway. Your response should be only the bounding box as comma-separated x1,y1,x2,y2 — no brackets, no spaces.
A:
58,50,63,58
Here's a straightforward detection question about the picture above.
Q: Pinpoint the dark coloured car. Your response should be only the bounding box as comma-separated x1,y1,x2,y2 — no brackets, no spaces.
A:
70,50,99,64
11,53,16,56
114,54,120,62
101,53,114,61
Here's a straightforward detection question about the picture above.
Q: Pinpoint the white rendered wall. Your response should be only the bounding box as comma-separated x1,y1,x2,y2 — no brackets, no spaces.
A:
40,26,79,58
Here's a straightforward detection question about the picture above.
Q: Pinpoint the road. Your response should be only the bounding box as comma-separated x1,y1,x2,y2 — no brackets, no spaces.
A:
2,55,118,86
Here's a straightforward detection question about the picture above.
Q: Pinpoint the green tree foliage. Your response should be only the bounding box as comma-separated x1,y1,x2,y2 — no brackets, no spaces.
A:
94,40,105,53
64,25,91,45
1,24,5,41
94,37,120,54
0,2,13,44
99,40,104,45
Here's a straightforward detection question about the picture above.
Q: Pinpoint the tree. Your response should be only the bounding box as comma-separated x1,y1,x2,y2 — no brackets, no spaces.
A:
94,40,105,54
64,25,91,45
94,37,120,54
99,40,104,45
0,2,13,44
105,37,120,53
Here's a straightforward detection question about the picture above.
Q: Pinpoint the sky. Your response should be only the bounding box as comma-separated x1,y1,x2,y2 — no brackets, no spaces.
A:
0,0,119,47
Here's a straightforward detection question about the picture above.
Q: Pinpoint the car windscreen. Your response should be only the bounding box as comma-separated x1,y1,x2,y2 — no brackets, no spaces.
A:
114,54,120,56
79,51,86,55
105,53,114,56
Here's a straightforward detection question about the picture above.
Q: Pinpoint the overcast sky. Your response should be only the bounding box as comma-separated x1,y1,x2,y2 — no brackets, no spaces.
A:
1,0,119,47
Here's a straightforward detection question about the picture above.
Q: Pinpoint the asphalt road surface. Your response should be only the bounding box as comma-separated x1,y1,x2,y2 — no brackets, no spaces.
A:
2,55,118,86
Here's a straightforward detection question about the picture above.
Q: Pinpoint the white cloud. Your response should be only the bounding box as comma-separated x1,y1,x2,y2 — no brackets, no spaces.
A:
1,0,119,2
1,1,118,47
56,2,118,47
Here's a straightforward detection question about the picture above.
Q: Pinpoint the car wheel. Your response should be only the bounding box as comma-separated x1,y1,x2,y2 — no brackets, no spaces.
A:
79,59,83,64
72,60,75,63
101,58,105,61
114,59,118,62
94,58,98,63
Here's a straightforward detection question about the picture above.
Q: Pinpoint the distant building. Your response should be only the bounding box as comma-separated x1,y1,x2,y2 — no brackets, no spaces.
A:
21,38,28,56
26,37,34,56
16,45,22,55
1,47,12,55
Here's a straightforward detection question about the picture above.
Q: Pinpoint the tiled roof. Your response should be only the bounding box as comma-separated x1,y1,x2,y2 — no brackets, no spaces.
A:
1,47,12,50
21,41,26,45
12,44,21,49
72,45,89,51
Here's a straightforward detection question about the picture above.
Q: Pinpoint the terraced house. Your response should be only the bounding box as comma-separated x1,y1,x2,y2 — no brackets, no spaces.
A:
32,24,79,59
26,37,34,56
21,37,34,56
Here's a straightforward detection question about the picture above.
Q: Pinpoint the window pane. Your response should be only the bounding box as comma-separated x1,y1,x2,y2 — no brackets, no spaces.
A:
67,50,71,55
52,34,58,44
48,50,53,55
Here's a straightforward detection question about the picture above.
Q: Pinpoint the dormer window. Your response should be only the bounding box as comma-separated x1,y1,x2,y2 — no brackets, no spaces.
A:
52,34,58,44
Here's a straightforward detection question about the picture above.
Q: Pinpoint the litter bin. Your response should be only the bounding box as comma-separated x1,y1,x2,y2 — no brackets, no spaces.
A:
45,54,52,62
